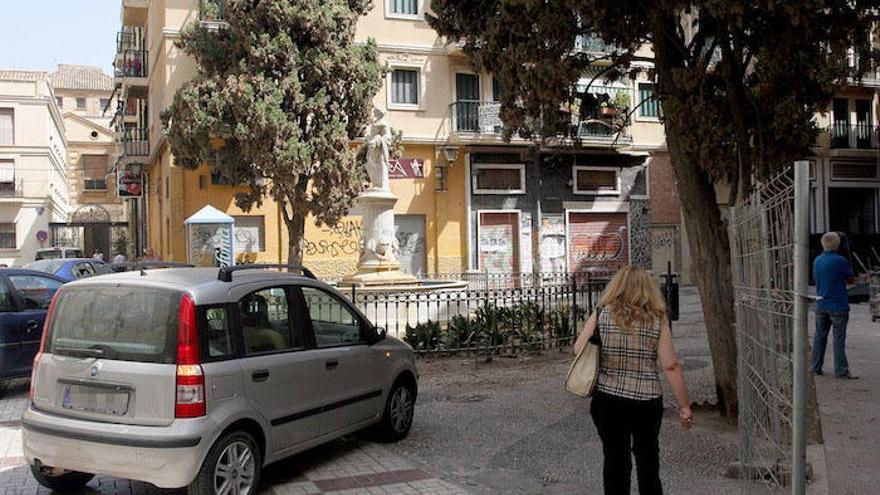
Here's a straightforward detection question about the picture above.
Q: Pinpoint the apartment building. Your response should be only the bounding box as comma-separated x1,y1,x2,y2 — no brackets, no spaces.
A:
0,71,69,266
808,52,880,266
113,0,676,278
48,65,128,260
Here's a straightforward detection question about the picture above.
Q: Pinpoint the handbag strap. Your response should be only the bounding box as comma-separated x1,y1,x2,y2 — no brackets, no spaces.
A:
588,306,603,346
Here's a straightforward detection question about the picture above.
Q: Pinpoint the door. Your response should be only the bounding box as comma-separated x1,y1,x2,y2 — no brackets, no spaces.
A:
856,99,873,149
833,98,850,148
567,212,629,273
394,215,426,277
233,285,322,453
6,274,63,374
455,73,480,131
478,211,520,274
83,224,110,261
298,286,385,436
0,277,23,378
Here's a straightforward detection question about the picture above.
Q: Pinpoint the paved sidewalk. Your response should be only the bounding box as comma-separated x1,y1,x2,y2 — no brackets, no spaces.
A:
812,301,880,495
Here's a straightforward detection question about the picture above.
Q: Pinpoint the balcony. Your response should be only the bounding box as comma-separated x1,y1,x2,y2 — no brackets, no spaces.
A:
830,122,879,150
574,34,618,55
450,95,632,145
0,180,23,200
200,0,226,22
113,49,148,98
847,52,880,88
122,0,148,26
118,128,149,158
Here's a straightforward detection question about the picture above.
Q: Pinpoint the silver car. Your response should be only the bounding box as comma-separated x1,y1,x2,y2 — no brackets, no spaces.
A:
22,265,417,494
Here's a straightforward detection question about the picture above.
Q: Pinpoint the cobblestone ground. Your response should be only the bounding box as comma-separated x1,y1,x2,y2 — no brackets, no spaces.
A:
812,300,879,495
0,286,761,494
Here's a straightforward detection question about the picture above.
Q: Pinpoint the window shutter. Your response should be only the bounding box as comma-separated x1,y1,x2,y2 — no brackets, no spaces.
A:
0,160,14,183
83,155,107,180
0,109,13,145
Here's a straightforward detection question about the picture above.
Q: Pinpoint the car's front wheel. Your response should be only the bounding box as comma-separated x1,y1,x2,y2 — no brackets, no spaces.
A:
188,430,261,495
30,464,94,492
377,378,416,442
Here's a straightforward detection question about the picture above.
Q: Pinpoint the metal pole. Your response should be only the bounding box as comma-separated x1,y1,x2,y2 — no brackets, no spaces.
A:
792,160,810,495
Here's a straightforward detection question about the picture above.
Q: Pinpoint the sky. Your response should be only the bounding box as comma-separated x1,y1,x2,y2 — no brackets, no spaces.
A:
0,0,119,74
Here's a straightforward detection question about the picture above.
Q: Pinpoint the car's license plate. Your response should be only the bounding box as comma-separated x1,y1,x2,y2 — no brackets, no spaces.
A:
61,383,130,416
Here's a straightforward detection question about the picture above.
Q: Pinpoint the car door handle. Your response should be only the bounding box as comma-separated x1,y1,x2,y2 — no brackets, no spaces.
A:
25,320,40,332
251,370,270,382
325,359,339,370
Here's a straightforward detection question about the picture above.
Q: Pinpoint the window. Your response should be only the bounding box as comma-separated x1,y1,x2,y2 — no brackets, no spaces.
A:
199,175,207,189
47,286,178,364
573,166,620,195
99,98,110,111
0,159,15,195
473,164,526,194
8,274,63,310
0,223,15,249
638,83,659,118
82,155,107,190
56,96,63,108
234,216,266,253
388,0,418,17
0,279,13,312
301,287,363,347
203,306,234,359
239,287,304,354
390,69,419,106
70,262,95,279
831,161,878,180
0,109,13,145
76,97,86,110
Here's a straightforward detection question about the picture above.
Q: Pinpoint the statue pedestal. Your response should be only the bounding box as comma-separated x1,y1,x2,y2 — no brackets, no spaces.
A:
340,188,418,287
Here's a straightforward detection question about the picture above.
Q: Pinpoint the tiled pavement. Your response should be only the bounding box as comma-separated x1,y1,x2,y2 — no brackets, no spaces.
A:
0,381,469,495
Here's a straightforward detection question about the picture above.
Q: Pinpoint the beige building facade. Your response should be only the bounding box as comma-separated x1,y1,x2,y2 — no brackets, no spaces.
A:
49,65,129,260
0,71,69,266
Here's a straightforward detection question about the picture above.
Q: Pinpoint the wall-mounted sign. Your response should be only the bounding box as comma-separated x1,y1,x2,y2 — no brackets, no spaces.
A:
117,170,143,198
389,159,425,179
36,230,48,243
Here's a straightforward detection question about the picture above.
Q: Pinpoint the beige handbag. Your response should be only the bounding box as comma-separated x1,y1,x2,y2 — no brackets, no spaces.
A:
565,309,603,397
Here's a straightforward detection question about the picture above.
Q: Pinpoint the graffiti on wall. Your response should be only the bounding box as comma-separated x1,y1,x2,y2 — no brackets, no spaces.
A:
567,212,629,272
478,212,518,272
394,215,427,276
189,224,234,267
521,215,533,274
303,219,362,257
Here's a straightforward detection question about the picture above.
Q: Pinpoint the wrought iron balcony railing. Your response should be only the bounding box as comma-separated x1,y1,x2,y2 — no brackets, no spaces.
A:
200,0,226,21
830,122,878,150
114,50,148,78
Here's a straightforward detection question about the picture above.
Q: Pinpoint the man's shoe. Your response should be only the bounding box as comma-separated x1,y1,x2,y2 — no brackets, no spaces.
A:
812,370,823,376
837,373,859,380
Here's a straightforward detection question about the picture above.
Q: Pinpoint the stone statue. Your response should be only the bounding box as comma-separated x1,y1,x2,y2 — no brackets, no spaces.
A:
365,113,393,191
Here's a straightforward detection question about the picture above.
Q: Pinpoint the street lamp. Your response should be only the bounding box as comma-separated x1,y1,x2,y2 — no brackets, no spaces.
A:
442,145,459,163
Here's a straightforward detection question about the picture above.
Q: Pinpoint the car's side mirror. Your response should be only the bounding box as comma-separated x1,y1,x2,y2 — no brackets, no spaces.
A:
372,326,387,344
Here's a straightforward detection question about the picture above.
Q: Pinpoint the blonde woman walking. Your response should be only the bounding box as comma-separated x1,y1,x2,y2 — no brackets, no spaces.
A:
574,266,692,495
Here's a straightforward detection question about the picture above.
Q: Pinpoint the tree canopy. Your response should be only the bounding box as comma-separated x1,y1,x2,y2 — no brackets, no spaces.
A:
429,0,880,418
163,0,384,263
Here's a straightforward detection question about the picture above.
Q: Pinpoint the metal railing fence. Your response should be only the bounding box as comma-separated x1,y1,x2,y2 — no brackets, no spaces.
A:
730,162,809,492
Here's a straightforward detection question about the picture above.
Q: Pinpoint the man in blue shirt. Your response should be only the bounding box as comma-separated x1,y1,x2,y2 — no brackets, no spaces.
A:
811,232,857,379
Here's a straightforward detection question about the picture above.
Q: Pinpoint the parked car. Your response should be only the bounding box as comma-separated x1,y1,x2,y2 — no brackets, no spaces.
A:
0,269,66,384
34,248,84,261
23,265,417,494
24,258,105,282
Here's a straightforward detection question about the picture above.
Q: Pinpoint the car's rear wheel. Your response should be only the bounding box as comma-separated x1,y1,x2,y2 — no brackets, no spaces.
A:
377,378,415,442
30,464,94,492
188,430,261,495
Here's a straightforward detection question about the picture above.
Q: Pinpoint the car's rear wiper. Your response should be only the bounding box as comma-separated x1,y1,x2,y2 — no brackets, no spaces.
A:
54,344,120,359
54,346,104,358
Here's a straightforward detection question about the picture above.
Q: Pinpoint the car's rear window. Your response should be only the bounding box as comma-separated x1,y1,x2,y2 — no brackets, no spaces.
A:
47,286,181,364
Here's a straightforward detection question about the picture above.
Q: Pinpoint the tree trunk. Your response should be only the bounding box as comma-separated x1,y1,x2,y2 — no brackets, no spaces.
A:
286,212,306,267
665,119,739,420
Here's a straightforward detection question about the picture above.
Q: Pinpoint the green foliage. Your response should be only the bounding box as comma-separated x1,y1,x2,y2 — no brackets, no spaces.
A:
162,0,384,263
403,320,440,351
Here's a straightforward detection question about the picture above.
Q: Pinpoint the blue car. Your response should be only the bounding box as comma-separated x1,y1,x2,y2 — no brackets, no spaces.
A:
24,258,104,282
0,269,66,383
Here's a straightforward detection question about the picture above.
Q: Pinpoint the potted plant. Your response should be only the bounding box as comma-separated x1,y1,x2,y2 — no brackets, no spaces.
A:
201,1,221,21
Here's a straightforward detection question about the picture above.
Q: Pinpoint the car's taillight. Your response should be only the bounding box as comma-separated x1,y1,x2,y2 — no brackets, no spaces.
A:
175,293,204,418
30,291,60,403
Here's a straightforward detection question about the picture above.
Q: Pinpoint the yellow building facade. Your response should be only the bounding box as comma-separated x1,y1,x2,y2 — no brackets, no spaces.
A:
113,1,667,279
